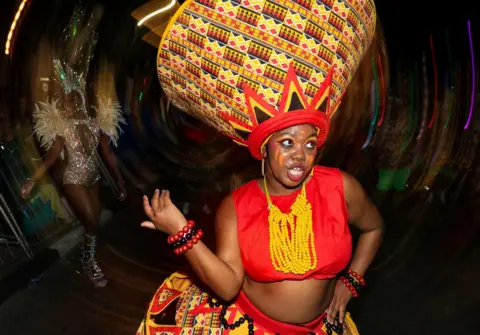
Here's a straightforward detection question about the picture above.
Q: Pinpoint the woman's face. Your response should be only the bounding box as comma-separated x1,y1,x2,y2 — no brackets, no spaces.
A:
64,91,84,117
264,124,318,189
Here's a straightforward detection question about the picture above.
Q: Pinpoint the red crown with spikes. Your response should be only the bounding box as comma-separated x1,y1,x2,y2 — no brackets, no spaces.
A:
221,64,342,160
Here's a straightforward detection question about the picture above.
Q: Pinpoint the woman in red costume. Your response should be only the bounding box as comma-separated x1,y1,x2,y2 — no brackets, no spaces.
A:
138,0,384,333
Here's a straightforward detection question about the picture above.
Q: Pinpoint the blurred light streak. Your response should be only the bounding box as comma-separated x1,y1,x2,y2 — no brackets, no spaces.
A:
445,29,454,128
363,57,379,149
402,71,415,152
443,71,453,129
417,53,429,140
137,0,176,27
5,0,28,55
372,56,379,127
362,80,376,149
413,61,419,133
464,20,475,130
377,55,386,126
428,35,438,129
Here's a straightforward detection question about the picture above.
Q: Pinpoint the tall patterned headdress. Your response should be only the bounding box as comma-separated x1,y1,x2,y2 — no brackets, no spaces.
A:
157,0,377,159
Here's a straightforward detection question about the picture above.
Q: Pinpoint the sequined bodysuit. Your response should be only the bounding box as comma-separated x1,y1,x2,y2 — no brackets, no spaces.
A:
62,117,101,185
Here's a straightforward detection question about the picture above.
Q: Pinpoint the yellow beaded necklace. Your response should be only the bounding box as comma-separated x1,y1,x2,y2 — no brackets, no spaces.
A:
264,176,317,274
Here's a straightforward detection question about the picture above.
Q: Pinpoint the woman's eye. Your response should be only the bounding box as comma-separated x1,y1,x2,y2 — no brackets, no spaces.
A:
281,139,293,147
305,141,317,149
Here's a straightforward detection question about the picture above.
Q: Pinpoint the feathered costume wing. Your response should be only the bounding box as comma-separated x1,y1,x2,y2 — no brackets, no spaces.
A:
33,96,125,150
33,99,68,150
93,95,125,147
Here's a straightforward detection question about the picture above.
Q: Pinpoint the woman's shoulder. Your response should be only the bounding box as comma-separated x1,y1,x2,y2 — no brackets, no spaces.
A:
313,168,367,206
218,179,258,220
312,165,343,179
231,179,258,200
311,165,347,195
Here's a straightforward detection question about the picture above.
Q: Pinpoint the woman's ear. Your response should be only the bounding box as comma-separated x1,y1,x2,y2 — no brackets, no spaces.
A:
261,146,267,159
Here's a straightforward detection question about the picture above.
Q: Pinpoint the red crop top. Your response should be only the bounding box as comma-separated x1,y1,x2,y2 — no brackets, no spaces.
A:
232,166,352,283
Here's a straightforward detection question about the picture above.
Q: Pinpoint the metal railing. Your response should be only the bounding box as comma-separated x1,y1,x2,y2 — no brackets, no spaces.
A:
0,129,121,271
0,192,33,258
0,137,77,269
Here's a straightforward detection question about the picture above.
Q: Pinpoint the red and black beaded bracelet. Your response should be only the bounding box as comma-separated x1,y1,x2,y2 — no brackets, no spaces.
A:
167,220,204,255
339,269,366,298
167,220,195,244
173,229,203,254
348,269,366,286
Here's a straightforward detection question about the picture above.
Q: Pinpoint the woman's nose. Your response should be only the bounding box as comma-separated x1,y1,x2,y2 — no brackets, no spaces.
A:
292,146,306,161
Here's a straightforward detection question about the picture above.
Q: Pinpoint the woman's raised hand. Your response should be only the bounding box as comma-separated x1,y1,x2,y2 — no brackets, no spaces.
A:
141,189,187,235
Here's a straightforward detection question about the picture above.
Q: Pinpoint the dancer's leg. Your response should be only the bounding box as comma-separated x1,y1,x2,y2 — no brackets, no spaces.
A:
88,183,101,226
63,184,99,234
63,184,107,287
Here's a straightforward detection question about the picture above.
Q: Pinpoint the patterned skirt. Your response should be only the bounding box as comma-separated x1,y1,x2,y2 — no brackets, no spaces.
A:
137,272,359,335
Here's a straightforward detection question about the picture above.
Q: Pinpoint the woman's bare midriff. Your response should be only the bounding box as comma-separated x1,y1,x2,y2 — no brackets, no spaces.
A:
242,276,335,324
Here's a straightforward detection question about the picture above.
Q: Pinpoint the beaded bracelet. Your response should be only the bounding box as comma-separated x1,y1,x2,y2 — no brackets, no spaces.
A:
174,229,203,255
167,220,204,255
171,227,198,249
339,269,365,298
167,220,196,244
348,269,366,286
339,276,359,297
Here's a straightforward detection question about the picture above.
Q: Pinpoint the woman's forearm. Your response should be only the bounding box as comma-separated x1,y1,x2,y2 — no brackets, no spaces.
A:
31,163,48,182
30,136,64,182
184,243,244,301
164,219,243,301
148,192,243,302
99,135,123,183
104,152,123,182
343,172,384,277
31,153,59,182
349,227,383,276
